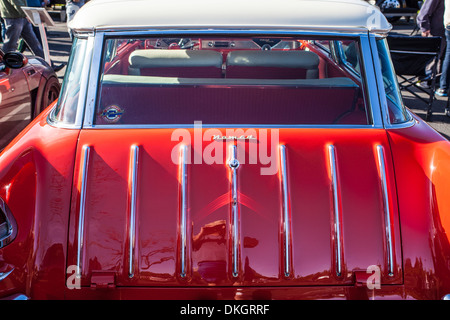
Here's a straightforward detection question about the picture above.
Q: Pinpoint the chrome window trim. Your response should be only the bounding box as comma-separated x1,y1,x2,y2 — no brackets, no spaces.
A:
368,35,415,130
385,110,416,130
86,124,382,129
332,40,361,79
83,32,105,128
360,34,382,127
78,29,386,129
47,34,95,130
48,29,400,130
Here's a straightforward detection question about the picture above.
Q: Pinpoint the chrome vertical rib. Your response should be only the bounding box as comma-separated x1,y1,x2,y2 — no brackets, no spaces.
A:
179,145,188,278
228,144,240,277
376,145,394,277
328,145,343,277
77,145,91,278
279,145,291,277
128,145,139,278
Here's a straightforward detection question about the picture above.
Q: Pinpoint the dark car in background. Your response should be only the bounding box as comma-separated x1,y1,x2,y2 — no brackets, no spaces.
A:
0,50,60,150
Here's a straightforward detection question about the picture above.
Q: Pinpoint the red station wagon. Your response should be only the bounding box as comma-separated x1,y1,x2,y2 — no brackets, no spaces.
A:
1,0,450,300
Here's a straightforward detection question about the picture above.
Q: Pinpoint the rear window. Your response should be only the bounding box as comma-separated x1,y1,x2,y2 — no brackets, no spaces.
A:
95,36,371,126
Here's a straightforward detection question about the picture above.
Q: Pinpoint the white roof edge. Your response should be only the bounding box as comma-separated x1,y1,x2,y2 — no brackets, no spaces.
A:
70,0,391,34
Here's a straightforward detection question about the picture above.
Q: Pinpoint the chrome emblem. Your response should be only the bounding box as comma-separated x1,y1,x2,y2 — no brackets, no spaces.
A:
213,135,256,141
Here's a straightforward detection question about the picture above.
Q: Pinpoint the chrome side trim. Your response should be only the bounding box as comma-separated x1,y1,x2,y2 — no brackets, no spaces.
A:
76,145,91,277
228,144,240,278
179,145,188,278
128,145,140,278
0,293,29,300
0,268,14,281
376,145,394,277
328,145,343,277
279,145,291,277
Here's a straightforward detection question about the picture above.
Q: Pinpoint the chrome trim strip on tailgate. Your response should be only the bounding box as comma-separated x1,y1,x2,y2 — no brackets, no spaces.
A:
77,145,91,277
228,144,240,278
0,293,29,300
0,268,14,281
279,145,291,277
328,145,343,277
128,145,140,278
376,145,394,277
179,145,188,278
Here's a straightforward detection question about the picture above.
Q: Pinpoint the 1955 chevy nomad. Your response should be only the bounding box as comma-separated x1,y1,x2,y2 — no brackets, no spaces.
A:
1,0,450,300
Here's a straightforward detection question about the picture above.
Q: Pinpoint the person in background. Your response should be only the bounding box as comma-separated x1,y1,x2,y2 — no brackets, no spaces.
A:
417,0,445,38
66,0,84,40
416,0,445,89
0,0,45,58
436,0,450,96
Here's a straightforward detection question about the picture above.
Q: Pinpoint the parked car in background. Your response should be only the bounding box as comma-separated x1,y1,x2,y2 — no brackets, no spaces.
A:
0,0,450,300
0,50,60,150
370,0,422,22
377,0,421,8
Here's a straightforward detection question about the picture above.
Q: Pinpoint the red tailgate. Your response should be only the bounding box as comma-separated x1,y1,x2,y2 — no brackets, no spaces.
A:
66,128,402,288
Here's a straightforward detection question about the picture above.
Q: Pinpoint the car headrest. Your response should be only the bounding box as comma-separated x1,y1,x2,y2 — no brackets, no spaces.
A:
226,50,319,69
129,49,223,68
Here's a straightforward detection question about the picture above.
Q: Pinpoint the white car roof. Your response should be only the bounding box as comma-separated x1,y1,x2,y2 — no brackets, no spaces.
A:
70,0,391,34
